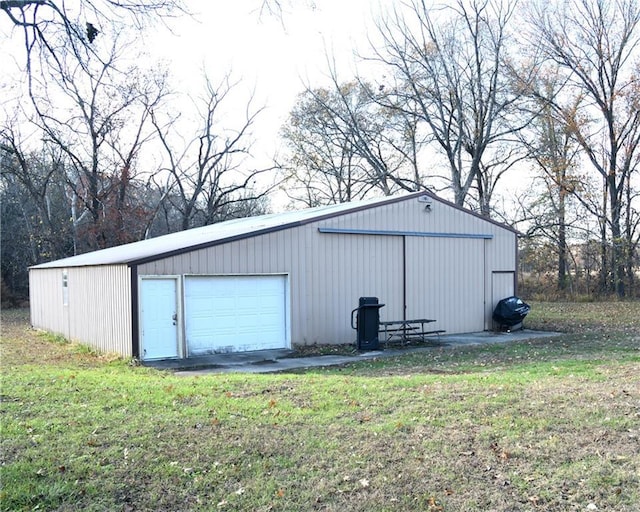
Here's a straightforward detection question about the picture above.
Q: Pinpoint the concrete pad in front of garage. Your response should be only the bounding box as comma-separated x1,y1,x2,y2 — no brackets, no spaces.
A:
439,329,562,346
167,329,562,376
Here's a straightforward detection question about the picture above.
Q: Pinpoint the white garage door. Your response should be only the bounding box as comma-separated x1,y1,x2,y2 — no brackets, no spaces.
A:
184,275,288,355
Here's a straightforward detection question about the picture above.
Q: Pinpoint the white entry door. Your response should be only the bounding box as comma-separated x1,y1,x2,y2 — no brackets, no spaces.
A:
185,275,288,355
140,278,179,360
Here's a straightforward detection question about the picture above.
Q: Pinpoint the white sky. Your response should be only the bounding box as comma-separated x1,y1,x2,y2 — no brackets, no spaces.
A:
145,1,381,158
1,0,380,136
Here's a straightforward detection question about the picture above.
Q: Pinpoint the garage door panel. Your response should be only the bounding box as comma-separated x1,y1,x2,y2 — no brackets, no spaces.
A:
185,275,288,355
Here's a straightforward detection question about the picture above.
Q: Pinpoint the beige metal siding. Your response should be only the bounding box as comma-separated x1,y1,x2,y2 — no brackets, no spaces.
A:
30,265,132,356
405,237,485,333
321,199,517,332
30,268,68,338
307,232,404,343
139,196,517,344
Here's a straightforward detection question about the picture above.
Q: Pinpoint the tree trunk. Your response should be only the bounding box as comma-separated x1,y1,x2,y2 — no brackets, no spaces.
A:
599,180,609,294
624,172,635,296
558,185,567,291
608,175,625,297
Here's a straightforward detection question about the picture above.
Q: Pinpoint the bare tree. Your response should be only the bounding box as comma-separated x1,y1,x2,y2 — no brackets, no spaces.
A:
280,86,366,206
621,157,640,295
151,75,273,231
373,0,533,215
517,70,586,291
1,121,72,259
1,0,184,77
26,34,168,251
1,121,77,298
529,0,640,297
280,73,427,207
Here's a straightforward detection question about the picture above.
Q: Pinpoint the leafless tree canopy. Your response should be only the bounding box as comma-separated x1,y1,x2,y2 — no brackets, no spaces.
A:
151,75,274,231
280,65,428,207
1,0,185,76
370,0,533,215
526,0,640,296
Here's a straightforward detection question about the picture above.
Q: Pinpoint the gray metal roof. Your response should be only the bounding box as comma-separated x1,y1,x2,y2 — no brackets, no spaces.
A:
31,193,421,269
31,191,516,269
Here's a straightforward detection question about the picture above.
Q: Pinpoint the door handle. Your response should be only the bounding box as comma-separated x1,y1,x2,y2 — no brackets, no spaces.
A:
172,313,177,325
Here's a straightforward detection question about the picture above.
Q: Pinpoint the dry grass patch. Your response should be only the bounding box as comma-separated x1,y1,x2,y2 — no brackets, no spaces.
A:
1,304,639,511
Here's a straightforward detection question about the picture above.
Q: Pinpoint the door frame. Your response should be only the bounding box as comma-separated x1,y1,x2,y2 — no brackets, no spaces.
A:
139,275,183,360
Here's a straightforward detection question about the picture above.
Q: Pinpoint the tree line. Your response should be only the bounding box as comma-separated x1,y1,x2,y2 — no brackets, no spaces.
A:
1,0,638,303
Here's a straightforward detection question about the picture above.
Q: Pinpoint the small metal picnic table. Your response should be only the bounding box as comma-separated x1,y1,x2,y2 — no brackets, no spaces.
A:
379,318,446,345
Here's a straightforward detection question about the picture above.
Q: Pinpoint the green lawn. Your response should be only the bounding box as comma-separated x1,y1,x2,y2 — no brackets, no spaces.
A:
1,303,639,511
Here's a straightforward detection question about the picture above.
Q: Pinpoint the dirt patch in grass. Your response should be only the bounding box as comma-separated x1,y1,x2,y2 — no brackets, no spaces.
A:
290,342,359,357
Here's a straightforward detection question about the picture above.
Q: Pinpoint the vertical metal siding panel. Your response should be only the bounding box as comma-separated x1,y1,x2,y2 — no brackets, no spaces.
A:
305,228,320,344
238,239,249,271
324,233,336,343
299,228,309,342
248,237,259,272
322,227,332,343
442,238,455,330
189,250,198,274
335,232,345,340
144,261,156,275
305,231,403,344
66,265,131,356
325,233,339,343
290,228,302,344
317,226,327,343
152,259,162,275
29,268,66,336
231,240,241,272
405,237,485,334
211,244,220,273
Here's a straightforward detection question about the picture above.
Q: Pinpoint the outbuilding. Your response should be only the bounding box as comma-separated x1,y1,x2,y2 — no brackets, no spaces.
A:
29,191,518,360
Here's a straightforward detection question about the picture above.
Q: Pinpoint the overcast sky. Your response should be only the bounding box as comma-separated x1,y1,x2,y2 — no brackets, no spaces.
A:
1,0,380,139
144,1,381,154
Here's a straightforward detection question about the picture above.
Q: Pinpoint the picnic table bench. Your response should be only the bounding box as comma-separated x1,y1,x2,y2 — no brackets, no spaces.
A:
379,318,446,345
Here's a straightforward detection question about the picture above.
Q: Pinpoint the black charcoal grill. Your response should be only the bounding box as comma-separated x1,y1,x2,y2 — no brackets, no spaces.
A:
493,296,531,330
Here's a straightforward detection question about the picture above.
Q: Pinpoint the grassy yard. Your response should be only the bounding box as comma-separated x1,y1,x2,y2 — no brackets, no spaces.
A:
1,302,639,511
